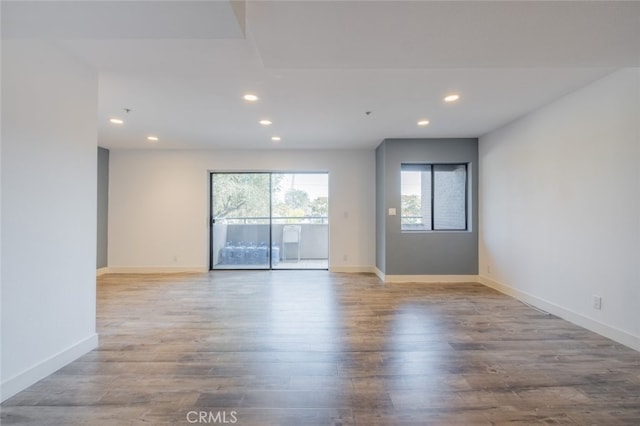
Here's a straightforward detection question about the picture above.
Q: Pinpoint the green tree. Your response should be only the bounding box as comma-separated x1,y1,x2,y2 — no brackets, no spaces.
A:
401,194,421,220
284,189,310,211
213,174,282,219
309,196,328,217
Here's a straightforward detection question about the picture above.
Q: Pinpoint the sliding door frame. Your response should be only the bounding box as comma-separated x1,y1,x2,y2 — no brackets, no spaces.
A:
208,170,329,271
209,171,273,271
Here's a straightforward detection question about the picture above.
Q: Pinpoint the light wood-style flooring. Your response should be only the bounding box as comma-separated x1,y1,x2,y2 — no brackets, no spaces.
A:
2,271,640,425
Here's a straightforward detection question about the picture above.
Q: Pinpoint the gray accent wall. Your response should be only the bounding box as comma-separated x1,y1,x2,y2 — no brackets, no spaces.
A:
375,143,386,273
376,138,478,275
97,147,109,268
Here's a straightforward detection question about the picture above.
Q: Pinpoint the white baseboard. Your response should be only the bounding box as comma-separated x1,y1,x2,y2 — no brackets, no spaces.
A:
384,274,479,283
374,267,385,281
96,267,110,276
108,266,375,274
103,266,208,274
372,268,478,283
1,333,99,403
329,266,375,273
479,275,640,352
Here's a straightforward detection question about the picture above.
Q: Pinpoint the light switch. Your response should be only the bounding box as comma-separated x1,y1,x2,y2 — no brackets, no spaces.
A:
388,208,397,216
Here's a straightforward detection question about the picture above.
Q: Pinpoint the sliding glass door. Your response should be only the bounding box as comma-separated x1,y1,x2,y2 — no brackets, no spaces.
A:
210,172,329,270
211,173,271,270
271,173,328,270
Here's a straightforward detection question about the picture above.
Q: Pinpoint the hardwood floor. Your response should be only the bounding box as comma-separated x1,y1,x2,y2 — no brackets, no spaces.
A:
3,271,640,425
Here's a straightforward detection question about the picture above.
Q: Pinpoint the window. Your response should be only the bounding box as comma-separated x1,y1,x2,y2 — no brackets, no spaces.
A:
401,163,467,231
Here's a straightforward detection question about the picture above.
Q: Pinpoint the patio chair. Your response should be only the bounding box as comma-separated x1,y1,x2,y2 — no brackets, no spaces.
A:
282,225,301,262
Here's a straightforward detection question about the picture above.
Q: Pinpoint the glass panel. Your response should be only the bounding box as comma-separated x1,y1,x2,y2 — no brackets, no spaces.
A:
433,164,466,230
401,165,432,231
211,173,271,269
271,173,329,270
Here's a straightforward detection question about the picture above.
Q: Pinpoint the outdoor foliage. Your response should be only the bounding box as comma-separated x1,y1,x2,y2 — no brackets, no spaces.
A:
213,174,328,220
213,174,279,218
401,194,421,220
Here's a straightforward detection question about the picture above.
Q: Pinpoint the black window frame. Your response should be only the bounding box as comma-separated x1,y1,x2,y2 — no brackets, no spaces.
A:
400,163,468,231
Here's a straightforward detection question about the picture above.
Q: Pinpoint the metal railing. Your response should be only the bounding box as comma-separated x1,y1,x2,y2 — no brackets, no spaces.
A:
216,216,329,225
401,215,425,224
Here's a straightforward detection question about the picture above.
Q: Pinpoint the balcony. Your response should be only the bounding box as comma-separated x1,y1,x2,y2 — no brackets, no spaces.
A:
212,217,328,269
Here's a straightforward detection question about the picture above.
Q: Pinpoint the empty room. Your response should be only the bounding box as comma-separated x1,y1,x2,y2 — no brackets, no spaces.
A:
1,1,640,425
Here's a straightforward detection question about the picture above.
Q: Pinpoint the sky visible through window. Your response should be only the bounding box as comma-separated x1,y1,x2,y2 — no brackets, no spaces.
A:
273,173,328,203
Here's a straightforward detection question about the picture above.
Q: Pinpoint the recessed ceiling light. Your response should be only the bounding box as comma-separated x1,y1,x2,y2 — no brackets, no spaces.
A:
271,136,281,142
259,119,272,126
444,94,460,102
147,136,159,142
243,94,259,102
109,118,124,124
417,120,430,126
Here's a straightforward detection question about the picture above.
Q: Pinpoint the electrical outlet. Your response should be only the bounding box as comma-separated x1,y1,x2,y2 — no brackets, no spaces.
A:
593,295,602,310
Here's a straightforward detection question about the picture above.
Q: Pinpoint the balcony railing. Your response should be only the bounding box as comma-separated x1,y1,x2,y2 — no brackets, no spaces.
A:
212,218,329,265
216,216,329,225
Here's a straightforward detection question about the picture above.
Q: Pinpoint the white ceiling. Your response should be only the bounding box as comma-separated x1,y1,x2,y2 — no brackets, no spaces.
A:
4,1,640,150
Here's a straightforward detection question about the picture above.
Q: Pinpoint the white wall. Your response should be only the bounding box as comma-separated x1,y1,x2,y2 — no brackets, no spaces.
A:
479,68,640,350
1,41,99,401
108,149,375,272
